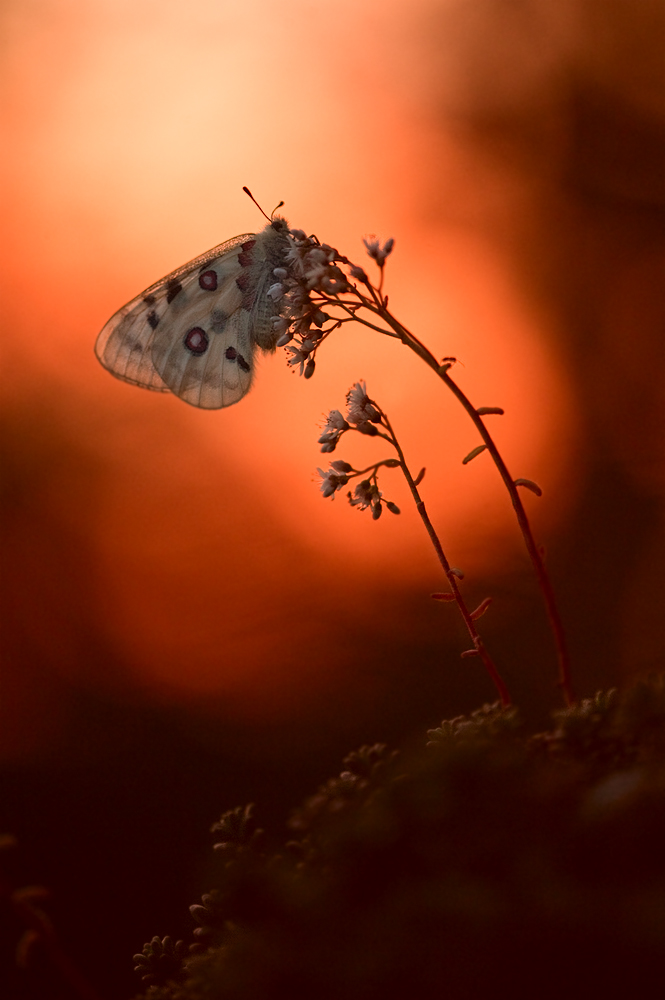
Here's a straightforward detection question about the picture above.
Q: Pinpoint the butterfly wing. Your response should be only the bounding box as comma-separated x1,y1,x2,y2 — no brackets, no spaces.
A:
151,297,256,409
95,233,255,406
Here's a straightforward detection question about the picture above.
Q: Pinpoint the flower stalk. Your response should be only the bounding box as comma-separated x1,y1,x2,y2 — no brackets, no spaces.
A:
317,384,511,707
278,226,574,706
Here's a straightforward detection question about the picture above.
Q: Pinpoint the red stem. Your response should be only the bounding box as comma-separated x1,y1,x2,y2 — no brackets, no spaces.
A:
366,306,574,706
382,412,511,707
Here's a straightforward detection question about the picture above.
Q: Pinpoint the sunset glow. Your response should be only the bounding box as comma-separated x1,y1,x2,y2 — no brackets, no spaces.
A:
1,0,578,736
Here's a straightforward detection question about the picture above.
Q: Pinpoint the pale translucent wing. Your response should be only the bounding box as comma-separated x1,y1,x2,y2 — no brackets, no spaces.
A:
94,233,254,393
151,293,255,409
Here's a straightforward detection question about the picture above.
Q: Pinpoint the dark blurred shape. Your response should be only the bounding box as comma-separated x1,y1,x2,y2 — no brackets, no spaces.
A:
423,0,665,691
119,678,665,1000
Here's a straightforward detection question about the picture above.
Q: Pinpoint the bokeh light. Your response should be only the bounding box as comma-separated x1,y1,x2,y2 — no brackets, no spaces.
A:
0,0,580,740
1,0,617,751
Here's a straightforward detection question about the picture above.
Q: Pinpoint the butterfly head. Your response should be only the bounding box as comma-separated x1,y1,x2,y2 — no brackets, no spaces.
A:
269,215,290,234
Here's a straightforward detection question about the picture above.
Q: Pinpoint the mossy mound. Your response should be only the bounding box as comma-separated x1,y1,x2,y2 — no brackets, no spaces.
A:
135,676,665,999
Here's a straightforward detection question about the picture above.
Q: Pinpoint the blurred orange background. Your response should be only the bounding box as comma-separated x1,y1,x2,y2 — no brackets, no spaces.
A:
1,0,665,753
1,0,585,760
2,2,665,996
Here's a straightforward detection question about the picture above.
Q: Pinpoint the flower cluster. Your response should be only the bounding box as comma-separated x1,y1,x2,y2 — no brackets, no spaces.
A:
316,382,401,521
267,231,349,379
348,478,384,520
271,225,396,382
133,935,188,986
317,381,381,455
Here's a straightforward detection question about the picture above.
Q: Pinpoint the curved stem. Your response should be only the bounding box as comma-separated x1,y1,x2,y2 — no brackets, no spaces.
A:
437,369,574,706
357,300,574,706
382,412,511,707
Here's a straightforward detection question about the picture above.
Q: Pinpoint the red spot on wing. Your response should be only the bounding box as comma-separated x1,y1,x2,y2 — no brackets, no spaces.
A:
184,327,209,355
238,240,256,268
199,270,218,291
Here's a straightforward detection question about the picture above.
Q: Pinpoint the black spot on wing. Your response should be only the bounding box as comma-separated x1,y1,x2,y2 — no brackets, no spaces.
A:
124,335,145,355
143,294,157,306
225,346,237,361
166,278,183,303
147,311,160,330
237,353,251,373
210,308,229,333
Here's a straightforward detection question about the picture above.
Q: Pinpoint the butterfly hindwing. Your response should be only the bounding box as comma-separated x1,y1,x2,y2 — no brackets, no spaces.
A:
152,305,255,409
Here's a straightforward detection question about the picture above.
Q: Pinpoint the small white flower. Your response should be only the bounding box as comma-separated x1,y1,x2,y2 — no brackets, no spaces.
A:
305,269,328,290
285,339,315,375
345,381,381,424
304,248,329,267
362,236,395,267
318,409,349,452
317,467,349,498
267,282,284,302
284,242,312,278
348,479,382,515
324,409,348,432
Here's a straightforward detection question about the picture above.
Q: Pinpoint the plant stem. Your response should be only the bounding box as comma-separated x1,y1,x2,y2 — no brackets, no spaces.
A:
360,302,574,706
437,367,574,706
381,413,511,708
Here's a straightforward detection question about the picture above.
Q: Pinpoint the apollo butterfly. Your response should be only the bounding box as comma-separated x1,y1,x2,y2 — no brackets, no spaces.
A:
95,213,292,409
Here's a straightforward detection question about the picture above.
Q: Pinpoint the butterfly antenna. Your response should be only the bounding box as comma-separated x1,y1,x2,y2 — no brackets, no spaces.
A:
241,186,278,222
243,187,285,220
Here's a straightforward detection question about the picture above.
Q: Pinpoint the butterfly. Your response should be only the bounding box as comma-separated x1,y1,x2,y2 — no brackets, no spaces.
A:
95,216,292,409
